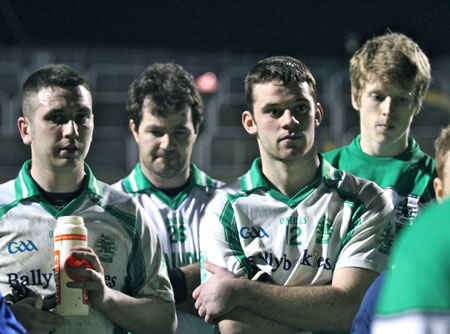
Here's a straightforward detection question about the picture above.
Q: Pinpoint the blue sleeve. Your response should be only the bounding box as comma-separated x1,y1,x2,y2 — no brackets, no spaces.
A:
351,271,386,334
0,295,27,334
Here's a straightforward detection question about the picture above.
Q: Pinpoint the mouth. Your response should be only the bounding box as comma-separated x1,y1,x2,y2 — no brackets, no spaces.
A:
60,144,80,154
377,124,395,131
279,134,302,142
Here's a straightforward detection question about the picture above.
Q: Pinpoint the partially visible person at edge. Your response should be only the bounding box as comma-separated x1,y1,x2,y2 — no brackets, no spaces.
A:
323,32,435,236
193,56,395,334
351,124,450,333
0,295,26,334
0,64,176,334
113,63,223,334
371,198,450,333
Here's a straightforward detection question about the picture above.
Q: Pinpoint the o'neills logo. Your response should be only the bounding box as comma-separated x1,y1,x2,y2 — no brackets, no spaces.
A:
55,250,61,306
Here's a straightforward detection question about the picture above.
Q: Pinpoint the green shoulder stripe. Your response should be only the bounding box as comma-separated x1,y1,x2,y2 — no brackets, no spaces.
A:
0,200,21,219
220,192,258,278
92,198,146,296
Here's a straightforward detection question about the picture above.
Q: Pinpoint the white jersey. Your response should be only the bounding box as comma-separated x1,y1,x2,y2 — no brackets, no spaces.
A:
113,163,223,269
0,161,174,334
113,163,223,334
200,157,395,287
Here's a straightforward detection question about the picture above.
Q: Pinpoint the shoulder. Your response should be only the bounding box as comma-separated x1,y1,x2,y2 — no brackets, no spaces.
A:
0,179,16,204
96,181,138,213
191,164,225,194
333,169,390,208
110,178,126,193
322,144,351,166
204,177,242,207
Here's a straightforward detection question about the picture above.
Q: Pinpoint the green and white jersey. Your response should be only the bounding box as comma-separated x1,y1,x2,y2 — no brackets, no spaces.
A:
0,161,174,334
114,163,222,334
113,163,223,269
323,135,436,233
372,199,450,334
200,157,395,287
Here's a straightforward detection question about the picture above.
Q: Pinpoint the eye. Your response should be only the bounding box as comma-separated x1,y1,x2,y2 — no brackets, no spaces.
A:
395,96,409,105
174,129,189,137
294,104,309,113
47,113,67,124
268,109,283,118
149,129,164,137
75,113,91,125
370,93,384,102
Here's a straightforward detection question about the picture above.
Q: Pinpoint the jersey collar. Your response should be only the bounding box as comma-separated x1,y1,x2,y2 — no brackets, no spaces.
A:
14,160,103,201
353,134,421,161
122,162,215,209
123,162,214,193
240,157,343,207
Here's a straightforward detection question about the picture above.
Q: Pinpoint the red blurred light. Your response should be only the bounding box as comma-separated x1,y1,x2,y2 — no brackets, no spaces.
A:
196,72,218,93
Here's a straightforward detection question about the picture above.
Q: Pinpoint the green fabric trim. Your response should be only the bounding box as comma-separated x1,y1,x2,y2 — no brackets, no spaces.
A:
13,160,103,218
241,157,342,208
323,135,437,202
93,197,146,297
219,192,258,278
0,200,21,219
122,163,213,210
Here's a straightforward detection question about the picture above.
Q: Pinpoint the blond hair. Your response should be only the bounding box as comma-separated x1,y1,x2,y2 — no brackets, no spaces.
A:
435,126,450,179
350,32,431,108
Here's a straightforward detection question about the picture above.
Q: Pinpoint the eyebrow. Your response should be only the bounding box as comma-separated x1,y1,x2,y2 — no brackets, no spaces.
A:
263,98,310,107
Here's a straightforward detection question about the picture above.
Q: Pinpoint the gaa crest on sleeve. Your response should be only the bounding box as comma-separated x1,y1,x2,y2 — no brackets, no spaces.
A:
383,188,420,228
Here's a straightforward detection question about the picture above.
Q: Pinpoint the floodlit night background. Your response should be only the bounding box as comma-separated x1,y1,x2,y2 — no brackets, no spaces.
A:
0,0,449,182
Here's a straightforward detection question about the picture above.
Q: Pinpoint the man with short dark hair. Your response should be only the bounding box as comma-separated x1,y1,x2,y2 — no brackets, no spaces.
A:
194,56,395,333
114,63,222,334
0,64,176,334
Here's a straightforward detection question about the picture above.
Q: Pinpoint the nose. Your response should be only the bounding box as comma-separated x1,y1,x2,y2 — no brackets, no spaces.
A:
160,133,175,150
381,97,393,116
281,109,300,128
62,120,78,137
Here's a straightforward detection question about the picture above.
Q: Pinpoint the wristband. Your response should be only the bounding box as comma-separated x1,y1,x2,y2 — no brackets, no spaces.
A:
168,267,188,303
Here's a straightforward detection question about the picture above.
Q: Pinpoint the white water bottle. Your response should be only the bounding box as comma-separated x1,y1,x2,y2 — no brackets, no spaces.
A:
54,216,89,318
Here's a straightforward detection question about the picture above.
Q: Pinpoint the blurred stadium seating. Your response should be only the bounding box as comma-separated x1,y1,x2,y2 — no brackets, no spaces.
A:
0,47,448,183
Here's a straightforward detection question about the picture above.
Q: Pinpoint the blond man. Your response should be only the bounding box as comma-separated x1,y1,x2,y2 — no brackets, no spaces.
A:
323,32,436,234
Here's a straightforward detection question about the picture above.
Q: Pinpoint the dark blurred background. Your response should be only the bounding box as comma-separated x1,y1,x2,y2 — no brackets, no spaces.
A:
0,0,449,182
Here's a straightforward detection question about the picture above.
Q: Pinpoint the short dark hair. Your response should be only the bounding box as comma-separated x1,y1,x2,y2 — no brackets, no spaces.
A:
245,56,317,112
22,64,90,119
126,63,203,130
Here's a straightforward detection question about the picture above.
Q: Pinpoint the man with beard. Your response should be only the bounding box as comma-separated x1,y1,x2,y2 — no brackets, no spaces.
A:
114,63,222,334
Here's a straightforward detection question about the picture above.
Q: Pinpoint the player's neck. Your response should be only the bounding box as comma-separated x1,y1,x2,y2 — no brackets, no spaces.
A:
260,150,320,198
360,134,409,157
30,162,85,193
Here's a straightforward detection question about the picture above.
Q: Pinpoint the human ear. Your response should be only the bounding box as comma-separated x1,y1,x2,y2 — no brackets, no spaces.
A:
129,119,140,144
18,117,32,146
351,94,360,111
242,111,257,135
434,177,445,203
314,103,323,127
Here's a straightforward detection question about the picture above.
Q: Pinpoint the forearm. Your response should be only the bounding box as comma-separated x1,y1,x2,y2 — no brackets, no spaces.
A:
233,281,353,331
217,307,298,334
230,268,378,331
172,263,200,315
99,289,176,334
